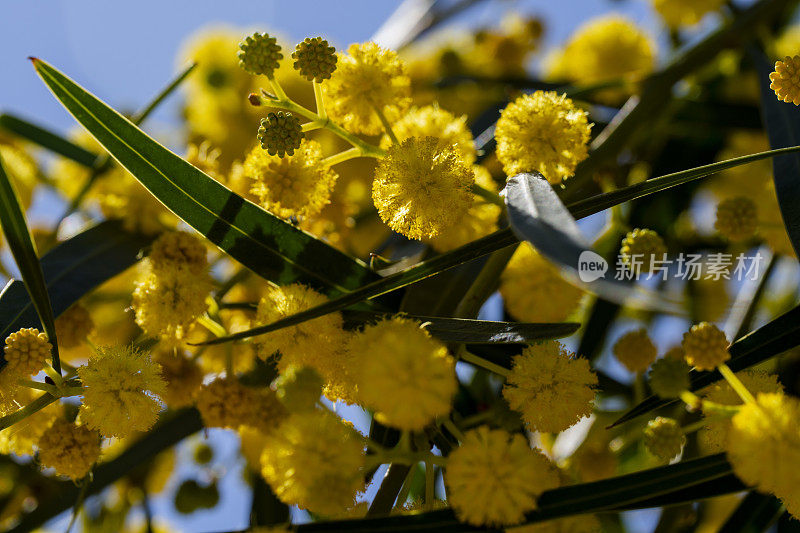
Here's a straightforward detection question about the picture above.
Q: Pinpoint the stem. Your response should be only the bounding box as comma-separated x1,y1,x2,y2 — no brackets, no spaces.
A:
374,106,399,145
266,76,288,101
197,314,227,339
322,147,361,167
440,418,465,443
0,393,59,430
718,364,756,404
459,349,511,377
17,379,58,395
313,81,327,120
453,245,516,319
392,466,417,511
470,183,504,208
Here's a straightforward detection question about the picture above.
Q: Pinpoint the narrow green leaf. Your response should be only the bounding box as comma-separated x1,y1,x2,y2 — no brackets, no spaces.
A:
611,303,800,427
0,113,100,167
342,310,580,343
31,58,380,296
0,220,154,342
0,154,60,372
719,491,784,533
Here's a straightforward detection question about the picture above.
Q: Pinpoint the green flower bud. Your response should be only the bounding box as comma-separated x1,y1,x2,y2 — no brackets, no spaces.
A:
238,32,282,77
273,365,324,412
257,112,304,157
292,37,337,82
644,417,685,461
648,357,691,399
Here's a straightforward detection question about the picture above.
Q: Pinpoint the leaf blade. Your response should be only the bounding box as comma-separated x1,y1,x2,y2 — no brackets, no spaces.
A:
0,113,100,167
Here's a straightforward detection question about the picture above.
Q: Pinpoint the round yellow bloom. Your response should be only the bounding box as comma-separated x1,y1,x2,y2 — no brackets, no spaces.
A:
727,393,800,518
380,105,476,164
54,303,95,350
0,397,60,456
446,426,561,527
349,317,456,430
620,228,667,274
769,56,800,105
613,328,657,373
503,341,597,433
148,231,208,275
239,425,270,469
155,352,203,409
652,0,725,28
2,328,51,377
715,197,757,241
546,16,655,94
681,322,729,371
195,377,286,434
648,356,691,398
132,261,212,345
323,42,411,135
244,139,338,219
77,345,166,438
38,420,101,480
261,411,365,516
373,136,474,240
644,417,685,461
500,243,584,323
495,91,591,183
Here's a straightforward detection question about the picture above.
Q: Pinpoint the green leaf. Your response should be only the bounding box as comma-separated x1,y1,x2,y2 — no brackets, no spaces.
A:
0,153,60,372
719,491,784,533
0,113,100,167
0,220,154,343
611,303,800,427
342,310,580,343
31,58,380,296
752,47,800,257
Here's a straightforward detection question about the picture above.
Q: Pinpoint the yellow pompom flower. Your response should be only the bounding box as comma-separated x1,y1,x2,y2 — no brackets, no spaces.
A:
261,411,365,516
426,165,501,252
500,243,584,323
620,228,667,274
499,243,584,323
132,260,212,345
652,0,725,28
715,196,757,241
373,136,474,240
2,328,51,378
148,231,208,275
37,420,101,480
243,139,338,219
196,377,286,434
77,345,166,438
323,42,411,135
380,105,476,164
613,328,657,373
644,417,685,461
503,341,597,433
446,426,561,527
546,16,655,94
648,356,691,398
349,317,456,430
155,352,203,409
726,393,800,518
495,91,591,183
681,322,729,371
54,303,94,350
769,56,800,106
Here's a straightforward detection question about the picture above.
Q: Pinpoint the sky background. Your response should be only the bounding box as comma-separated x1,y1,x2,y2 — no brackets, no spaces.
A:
0,1,759,532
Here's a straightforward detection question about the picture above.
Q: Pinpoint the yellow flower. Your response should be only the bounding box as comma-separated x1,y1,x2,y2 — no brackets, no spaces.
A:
2,328,51,378
244,139,338,219
37,420,101,480
495,91,591,183
261,411,365,516
546,16,655,92
426,165,501,252
148,231,208,275
132,260,212,345
196,377,286,434
500,243,584,323
180,26,253,105
272,365,324,412
681,322,729,371
323,42,411,135
726,393,800,519
648,356,691,398
644,417,685,461
77,345,166,438
769,56,800,105
613,328,657,373
0,395,60,456
239,425,270,470
446,426,561,527
155,352,203,409
349,317,456,430
620,228,667,274
715,196,757,241
54,303,95,350
380,105,476,164
698,370,783,452
96,167,172,235
373,136,474,240
503,341,597,433
652,0,725,28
